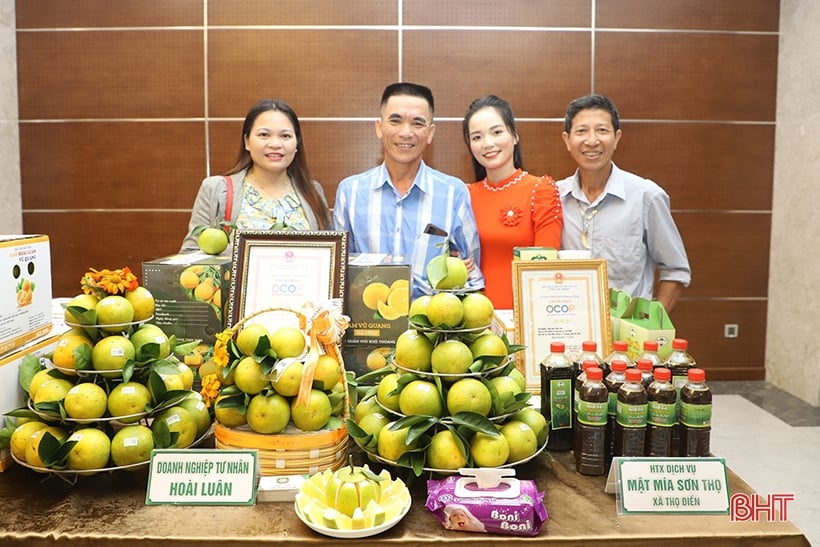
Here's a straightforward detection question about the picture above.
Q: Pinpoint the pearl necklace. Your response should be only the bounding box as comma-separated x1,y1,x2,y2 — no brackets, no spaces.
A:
481,170,527,192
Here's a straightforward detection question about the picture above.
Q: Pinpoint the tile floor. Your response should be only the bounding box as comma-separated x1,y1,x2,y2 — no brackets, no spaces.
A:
710,381,820,545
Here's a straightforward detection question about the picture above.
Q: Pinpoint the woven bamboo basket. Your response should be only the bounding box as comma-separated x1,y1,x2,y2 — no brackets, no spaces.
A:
212,305,350,476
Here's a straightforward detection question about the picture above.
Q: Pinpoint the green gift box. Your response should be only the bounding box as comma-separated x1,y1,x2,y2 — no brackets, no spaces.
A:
609,288,631,342
619,297,675,361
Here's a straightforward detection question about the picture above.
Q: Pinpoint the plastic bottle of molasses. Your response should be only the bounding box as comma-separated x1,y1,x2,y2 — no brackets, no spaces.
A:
573,359,599,454
636,358,654,390
663,338,697,455
603,340,634,375
573,340,603,378
637,340,664,370
614,368,648,457
575,367,608,476
645,367,677,457
540,341,574,451
604,360,628,466
680,368,712,457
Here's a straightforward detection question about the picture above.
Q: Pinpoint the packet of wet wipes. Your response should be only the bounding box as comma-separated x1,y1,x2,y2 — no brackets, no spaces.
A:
425,468,547,536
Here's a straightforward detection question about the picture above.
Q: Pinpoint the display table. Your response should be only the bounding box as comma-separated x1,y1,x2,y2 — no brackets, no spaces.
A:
0,448,809,546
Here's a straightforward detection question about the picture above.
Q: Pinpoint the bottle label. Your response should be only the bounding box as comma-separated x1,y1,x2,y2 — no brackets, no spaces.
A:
549,379,572,429
607,392,618,415
574,388,580,414
616,402,648,427
680,401,712,427
577,400,607,426
647,401,677,427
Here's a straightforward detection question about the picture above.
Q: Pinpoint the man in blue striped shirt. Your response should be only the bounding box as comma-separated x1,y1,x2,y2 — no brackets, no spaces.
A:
333,82,485,299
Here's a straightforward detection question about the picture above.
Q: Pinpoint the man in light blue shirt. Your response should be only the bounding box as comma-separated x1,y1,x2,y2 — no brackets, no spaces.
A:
334,82,484,299
557,94,691,312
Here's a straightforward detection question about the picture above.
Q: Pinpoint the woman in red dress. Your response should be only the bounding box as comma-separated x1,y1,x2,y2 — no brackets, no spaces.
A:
462,95,563,309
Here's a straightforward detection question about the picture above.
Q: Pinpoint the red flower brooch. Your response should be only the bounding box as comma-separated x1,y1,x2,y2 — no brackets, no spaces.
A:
499,205,523,226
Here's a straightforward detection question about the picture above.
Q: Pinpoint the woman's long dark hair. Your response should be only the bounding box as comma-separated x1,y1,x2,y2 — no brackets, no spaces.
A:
228,99,331,229
462,95,524,182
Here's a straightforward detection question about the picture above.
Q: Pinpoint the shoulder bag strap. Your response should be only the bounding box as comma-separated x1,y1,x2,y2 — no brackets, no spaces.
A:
223,175,233,230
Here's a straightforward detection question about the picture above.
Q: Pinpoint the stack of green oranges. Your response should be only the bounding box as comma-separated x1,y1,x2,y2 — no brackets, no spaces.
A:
4,290,213,476
350,289,548,473
208,322,347,435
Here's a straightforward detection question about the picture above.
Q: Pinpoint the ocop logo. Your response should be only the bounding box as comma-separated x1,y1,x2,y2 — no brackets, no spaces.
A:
270,281,302,295
544,304,575,314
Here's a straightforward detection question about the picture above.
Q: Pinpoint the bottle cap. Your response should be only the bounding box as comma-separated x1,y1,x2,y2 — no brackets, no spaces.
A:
582,340,597,352
688,368,706,382
636,358,653,372
654,367,671,381
672,338,689,350
625,368,643,382
613,340,628,352
582,359,598,370
550,341,565,353
610,359,627,372
643,340,659,351
587,367,603,380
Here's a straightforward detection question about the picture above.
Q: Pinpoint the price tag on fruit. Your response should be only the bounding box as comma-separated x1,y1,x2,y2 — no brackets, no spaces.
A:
145,449,258,505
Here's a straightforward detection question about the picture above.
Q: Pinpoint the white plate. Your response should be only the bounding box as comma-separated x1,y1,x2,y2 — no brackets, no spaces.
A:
294,497,411,539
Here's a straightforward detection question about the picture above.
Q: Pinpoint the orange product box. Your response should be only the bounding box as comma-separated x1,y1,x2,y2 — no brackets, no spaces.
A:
0,235,53,357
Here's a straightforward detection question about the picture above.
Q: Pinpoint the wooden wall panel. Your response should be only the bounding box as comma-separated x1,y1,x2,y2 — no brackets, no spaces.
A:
614,123,775,211
16,2,780,380
16,0,202,28
209,0,397,26
672,300,767,380
405,0,590,27
403,30,591,118
675,213,770,297
17,31,204,119
595,32,778,121
20,122,206,210
597,0,779,31
25,212,191,298
207,30,398,118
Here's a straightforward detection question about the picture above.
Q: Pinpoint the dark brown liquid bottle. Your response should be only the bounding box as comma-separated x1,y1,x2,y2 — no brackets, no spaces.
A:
575,367,608,475
572,340,603,378
573,360,599,454
614,368,648,457
604,360,627,466
603,340,634,375
638,339,663,370
663,338,696,456
540,341,574,451
636,358,654,390
645,367,677,457
680,368,712,457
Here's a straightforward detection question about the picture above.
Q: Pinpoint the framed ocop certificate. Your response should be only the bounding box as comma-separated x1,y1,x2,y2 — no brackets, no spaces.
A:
227,230,348,331
512,259,611,392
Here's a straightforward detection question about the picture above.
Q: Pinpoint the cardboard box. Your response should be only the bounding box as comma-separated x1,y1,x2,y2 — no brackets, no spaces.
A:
491,309,516,344
513,247,557,261
344,254,411,347
0,235,53,356
609,288,631,342
342,343,394,379
619,297,676,361
142,253,231,345
0,332,61,472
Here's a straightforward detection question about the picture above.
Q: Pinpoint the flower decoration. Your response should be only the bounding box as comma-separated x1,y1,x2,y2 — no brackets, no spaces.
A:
199,328,234,406
499,204,523,227
199,373,221,408
80,267,139,299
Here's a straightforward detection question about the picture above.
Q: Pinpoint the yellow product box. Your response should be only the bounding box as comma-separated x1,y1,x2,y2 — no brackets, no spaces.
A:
513,246,557,261
491,309,516,344
0,235,53,356
0,332,61,472
344,254,411,348
142,253,231,345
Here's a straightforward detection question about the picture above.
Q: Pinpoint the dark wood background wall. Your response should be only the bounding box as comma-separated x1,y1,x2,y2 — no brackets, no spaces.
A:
16,0,779,380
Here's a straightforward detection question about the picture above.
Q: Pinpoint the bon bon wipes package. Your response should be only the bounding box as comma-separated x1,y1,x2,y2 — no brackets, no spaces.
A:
426,468,547,536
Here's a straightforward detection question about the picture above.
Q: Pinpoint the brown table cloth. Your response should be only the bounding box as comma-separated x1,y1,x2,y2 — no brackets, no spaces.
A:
0,447,809,546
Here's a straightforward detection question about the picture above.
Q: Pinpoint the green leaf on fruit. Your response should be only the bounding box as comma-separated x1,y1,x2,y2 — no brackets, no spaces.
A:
449,411,499,436
18,355,43,393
